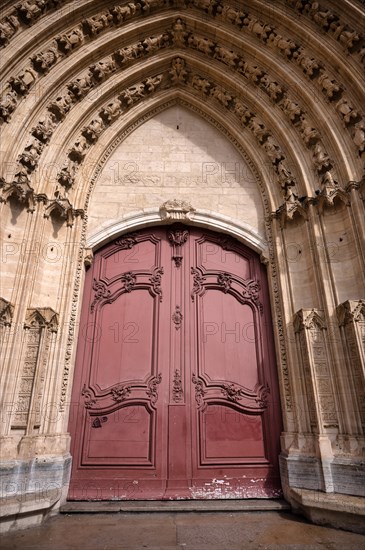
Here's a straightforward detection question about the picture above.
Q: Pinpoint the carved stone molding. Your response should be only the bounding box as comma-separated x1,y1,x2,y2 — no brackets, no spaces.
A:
275,199,308,228
0,174,35,212
1,3,363,182
337,300,365,326
293,308,327,332
293,308,338,432
12,306,58,429
5,37,359,207
0,298,14,328
24,307,59,332
43,197,82,227
285,0,363,55
336,300,365,430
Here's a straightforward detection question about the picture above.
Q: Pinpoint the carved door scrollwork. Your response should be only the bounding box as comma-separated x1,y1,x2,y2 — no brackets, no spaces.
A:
172,369,183,402
192,373,206,410
150,267,164,301
167,226,189,267
146,373,162,405
191,267,206,301
172,305,183,329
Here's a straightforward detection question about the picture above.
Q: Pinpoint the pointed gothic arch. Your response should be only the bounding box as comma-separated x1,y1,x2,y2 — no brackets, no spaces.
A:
0,0,364,534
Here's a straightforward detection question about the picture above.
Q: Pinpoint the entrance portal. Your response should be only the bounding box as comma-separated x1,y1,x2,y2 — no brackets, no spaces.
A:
68,225,282,500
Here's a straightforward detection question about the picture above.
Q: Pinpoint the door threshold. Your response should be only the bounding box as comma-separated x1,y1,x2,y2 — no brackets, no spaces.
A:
61,499,290,514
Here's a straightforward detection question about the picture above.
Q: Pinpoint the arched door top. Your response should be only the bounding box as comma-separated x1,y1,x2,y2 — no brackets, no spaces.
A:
86,206,269,259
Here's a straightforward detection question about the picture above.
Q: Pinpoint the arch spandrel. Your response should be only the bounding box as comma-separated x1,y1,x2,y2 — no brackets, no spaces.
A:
86,104,266,241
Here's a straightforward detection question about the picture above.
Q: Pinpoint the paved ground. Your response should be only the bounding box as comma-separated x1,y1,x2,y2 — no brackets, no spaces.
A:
1,511,365,550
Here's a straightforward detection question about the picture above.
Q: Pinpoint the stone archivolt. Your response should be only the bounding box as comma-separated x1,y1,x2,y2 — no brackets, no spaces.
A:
0,51,358,222
0,7,363,156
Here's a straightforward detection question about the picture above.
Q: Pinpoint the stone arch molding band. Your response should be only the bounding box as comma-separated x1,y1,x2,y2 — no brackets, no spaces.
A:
0,7,363,195
1,89,361,204
0,1,363,59
1,12,363,147
0,70,360,228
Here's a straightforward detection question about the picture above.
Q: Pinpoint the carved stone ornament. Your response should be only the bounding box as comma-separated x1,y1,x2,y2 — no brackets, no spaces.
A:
0,14,20,47
172,305,183,329
24,307,59,332
146,373,162,405
0,172,35,212
172,369,183,402
275,198,307,228
192,373,206,410
293,308,326,333
169,57,188,84
83,247,93,268
159,199,196,220
337,300,365,326
44,197,79,227
0,298,14,327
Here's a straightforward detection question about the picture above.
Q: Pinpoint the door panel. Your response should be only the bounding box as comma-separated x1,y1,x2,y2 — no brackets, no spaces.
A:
68,225,282,500
199,292,259,388
201,405,265,461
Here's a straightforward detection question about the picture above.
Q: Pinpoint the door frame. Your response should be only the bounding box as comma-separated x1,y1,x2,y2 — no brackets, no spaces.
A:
70,207,284,497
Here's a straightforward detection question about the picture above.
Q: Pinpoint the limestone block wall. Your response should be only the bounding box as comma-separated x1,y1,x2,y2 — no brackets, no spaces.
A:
0,0,364,534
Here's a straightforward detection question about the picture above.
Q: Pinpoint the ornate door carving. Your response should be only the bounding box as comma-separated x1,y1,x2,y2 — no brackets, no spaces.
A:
68,226,282,500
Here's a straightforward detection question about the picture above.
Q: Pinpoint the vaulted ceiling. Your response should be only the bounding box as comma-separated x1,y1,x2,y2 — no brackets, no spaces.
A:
0,0,364,215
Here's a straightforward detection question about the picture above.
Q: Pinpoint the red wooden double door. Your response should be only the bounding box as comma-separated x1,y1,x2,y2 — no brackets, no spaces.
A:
68,225,282,500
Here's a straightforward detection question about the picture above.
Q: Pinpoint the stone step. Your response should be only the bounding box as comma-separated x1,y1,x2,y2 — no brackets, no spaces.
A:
61,499,290,514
